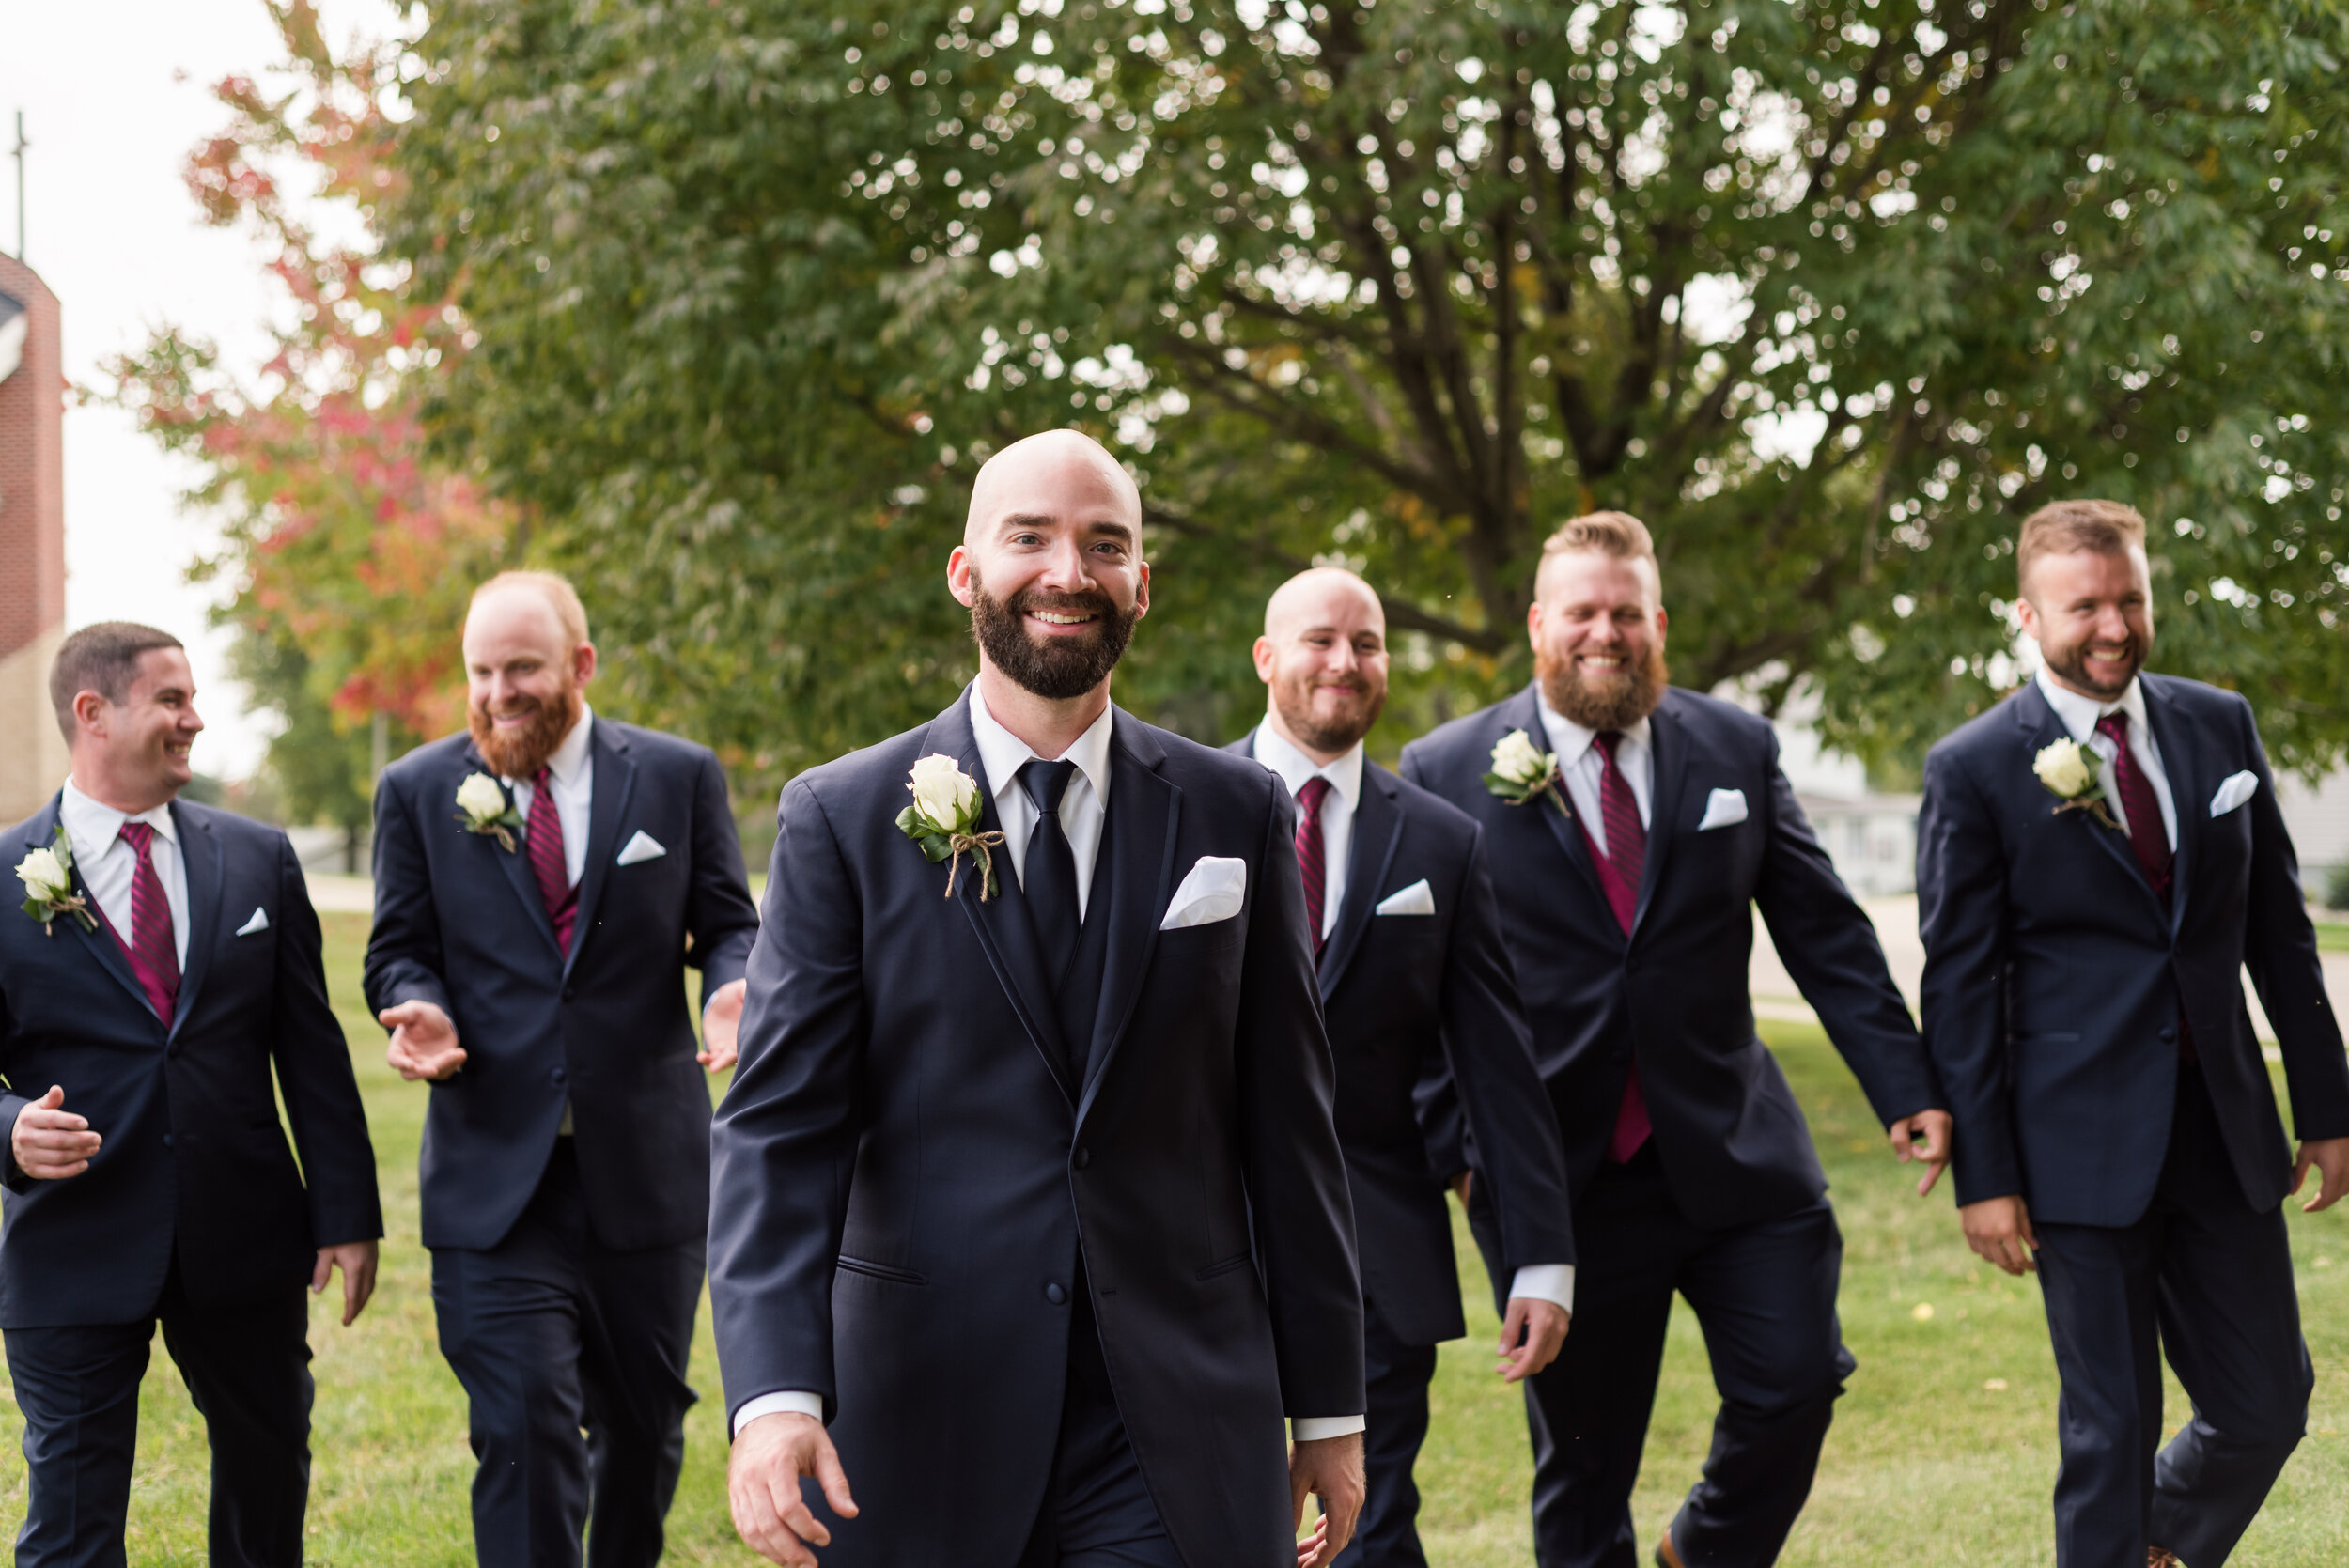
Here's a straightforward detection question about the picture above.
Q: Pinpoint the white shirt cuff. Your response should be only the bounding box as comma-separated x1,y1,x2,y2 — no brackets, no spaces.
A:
1507,1264,1576,1312
1291,1415,1366,1441
732,1389,825,1438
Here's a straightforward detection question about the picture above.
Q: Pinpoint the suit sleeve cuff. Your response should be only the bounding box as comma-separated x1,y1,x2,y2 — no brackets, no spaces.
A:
1507,1264,1575,1312
1291,1415,1366,1441
733,1390,825,1439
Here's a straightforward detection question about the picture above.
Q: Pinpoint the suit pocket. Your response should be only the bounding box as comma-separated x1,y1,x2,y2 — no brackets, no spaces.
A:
834,1254,926,1287
1195,1252,1255,1282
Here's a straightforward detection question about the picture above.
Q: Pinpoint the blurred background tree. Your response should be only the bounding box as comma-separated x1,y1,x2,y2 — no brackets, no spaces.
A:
366,0,2345,792
108,1,515,855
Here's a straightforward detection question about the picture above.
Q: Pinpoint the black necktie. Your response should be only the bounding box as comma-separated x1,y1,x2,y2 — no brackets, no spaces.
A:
1018,758,1082,982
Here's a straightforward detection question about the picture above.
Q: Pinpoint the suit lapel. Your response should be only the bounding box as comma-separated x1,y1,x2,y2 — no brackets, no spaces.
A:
2013,685,2165,919
1631,696,1689,935
1078,710,1180,1119
562,721,636,976
27,798,155,1024
927,693,1077,1105
165,803,226,1039
465,741,565,959
2140,678,2200,932
1317,763,1402,1001
1499,685,1610,921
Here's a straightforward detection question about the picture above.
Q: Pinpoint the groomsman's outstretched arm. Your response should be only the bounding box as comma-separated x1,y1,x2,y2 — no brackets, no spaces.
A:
681,748,761,1071
364,770,467,1081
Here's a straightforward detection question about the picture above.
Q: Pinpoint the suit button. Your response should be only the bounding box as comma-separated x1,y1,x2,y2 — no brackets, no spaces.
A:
1044,1281,1067,1306
552,1067,568,1085
163,1134,173,1150
562,985,577,1001
2159,1027,2178,1043
1072,1147,1091,1170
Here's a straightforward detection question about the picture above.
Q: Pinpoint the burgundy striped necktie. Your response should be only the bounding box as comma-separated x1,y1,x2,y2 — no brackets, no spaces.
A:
2093,710,2193,1060
1295,775,1331,958
526,768,579,954
1594,733,1653,1161
117,821,180,1023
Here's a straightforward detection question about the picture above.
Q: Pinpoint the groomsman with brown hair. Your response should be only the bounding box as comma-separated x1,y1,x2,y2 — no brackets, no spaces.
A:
1917,499,2349,1567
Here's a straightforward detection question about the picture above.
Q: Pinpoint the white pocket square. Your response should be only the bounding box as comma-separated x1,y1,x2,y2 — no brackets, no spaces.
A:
2209,770,2259,817
234,907,270,937
1375,879,1436,916
1160,856,1248,930
1697,787,1749,831
615,831,668,866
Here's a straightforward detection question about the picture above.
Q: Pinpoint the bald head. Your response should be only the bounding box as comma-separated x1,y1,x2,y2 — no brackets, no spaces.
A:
965,429,1142,546
1264,567,1384,642
1252,567,1389,763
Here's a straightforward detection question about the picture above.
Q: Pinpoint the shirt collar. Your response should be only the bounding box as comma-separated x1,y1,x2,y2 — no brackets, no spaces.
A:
1535,699,1652,770
506,705,595,787
60,776,179,860
1251,722,1364,812
2034,667,2146,746
969,687,1116,812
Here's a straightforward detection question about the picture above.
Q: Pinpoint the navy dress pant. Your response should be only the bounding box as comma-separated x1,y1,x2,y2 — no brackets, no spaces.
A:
1330,1301,1438,1568
2031,1061,2311,1568
5,1269,313,1568
430,1140,705,1568
1470,1142,1852,1568
1016,1280,1185,1568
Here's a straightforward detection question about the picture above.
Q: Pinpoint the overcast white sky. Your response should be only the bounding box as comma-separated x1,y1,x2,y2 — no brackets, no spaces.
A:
1,0,405,782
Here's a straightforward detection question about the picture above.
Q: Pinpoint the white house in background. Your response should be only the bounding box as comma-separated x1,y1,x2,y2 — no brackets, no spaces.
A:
2276,769,2349,892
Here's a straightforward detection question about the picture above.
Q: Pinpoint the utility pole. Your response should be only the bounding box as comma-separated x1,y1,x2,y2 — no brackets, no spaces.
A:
11,113,24,263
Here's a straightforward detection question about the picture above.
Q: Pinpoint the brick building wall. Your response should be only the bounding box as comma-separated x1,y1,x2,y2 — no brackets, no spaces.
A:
0,255,70,822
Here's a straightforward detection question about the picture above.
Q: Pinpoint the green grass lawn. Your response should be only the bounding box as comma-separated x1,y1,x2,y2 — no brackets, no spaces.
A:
2313,919,2349,954
2,910,2344,1563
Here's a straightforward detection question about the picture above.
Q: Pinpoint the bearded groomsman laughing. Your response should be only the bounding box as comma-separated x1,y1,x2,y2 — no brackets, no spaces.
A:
364,572,760,1568
1401,513,1950,1568
1228,567,1575,1568
710,429,1366,1568
1917,500,2349,1568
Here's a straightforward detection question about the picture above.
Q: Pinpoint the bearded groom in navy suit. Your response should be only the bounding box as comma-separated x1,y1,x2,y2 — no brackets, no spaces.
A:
1917,500,2349,1568
711,430,1366,1568
0,622,381,1568
365,572,761,1568
1228,567,1576,1568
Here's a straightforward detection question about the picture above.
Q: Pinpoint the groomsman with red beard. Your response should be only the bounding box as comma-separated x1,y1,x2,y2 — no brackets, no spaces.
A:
365,572,760,1568
1402,513,1950,1568
1917,501,2349,1568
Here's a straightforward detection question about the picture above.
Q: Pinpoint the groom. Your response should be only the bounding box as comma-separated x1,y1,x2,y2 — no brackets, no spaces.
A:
711,429,1366,1568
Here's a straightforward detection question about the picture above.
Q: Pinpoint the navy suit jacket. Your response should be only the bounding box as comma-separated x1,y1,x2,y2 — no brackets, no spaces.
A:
0,795,381,1328
1917,674,2349,1224
1228,735,1573,1345
365,719,758,1252
710,691,1363,1568
1402,684,1937,1230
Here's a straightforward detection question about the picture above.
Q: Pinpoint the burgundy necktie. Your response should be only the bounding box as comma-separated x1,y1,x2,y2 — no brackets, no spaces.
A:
2093,710,2192,1059
117,821,180,1024
526,768,578,955
1295,775,1331,958
1594,733,1653,1162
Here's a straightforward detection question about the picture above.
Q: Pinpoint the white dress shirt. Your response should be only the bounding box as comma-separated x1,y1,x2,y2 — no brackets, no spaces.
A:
1249,725,1576,1316
739,691,1367,1441
1536,703,1654,855
60,779,191,970
2034,668,2178,851
1249,722,1362,940
502,706,595,889
969,688,1113,918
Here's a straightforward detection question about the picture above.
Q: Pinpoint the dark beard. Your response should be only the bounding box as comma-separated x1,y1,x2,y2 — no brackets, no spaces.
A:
969,575,1138,700
2041,636,2142,701
1536,642,1669,732
469,683,583,779
1275,676,1385,754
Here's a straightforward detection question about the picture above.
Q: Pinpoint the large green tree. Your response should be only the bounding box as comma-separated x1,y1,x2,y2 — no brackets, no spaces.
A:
386,0,2349,788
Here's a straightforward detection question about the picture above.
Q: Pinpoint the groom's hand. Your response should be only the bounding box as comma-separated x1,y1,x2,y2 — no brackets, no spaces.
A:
1497,1297,1570,1382
730,1411,856,1566
699,978,749,1073
1289,1432,1364,1567
380,1001,466,1081
1889,1109,1953,1197
2291,1137,2349,1213
1961,1195,2038,1276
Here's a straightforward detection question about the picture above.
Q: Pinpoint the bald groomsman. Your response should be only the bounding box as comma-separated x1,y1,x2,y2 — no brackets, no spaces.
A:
365,572,760,1568
1403,513,1950,1568
1230,567,1575,1568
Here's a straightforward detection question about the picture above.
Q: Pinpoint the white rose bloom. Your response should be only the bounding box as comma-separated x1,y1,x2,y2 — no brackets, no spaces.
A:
457,772,508,821
2032,741,2094,798
909,753,977,828
15,846,66,899
1491,729,1548,784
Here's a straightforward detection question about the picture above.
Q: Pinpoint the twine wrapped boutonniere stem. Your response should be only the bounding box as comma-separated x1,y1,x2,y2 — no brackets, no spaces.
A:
2032,739,2121,830
17,828,96,936
1485,729,1572,819
898,754,1004,899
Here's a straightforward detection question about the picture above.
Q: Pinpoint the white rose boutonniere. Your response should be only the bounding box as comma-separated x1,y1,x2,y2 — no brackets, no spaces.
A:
1484,729,1570,818
2032,739,2120,830
454,771,526,852
897,753,1004,899
17,828,95,935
